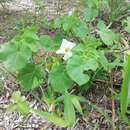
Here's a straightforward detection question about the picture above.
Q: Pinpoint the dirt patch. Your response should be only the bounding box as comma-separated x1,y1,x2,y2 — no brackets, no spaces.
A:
0,10,25,43
0,0,79,43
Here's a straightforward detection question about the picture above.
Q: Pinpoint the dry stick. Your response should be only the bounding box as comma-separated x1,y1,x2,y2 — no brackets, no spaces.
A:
56,0,61,17
110,70,116,130
0,2,6,9
121,36,130,50
125,126,130,130
85,99,114,127
109,72,116,130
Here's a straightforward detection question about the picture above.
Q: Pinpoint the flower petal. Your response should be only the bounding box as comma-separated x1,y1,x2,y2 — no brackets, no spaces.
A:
63,52,72,61
68,8,75,16
56,49,65,54
60,39,76,50
68,10,73,16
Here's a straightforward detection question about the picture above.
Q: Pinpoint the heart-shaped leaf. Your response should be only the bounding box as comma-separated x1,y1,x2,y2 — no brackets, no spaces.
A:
18,64,43,90
49,64,73,92
67,55,90,86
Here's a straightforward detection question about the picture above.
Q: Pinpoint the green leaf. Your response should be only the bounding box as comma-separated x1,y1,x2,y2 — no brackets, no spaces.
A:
49,64,73,92
85,0,100,8
64,95,75,126
5,48,31,71
99,29,119,46
73,37,101,53
11,91,24,102
67,55,90,86
0,42,16,61
83,8,98,22
40,35,61,51
97,20,107,30
73,95,87,103
98,50,120,72
73,21,90,39
71,96,83,115
53,33,63,49
6,91,30,116
67,39,102,86
40,35,54,51
31,109,68,128
84,58,98,71
17,64,43,90
124,17,130,33
22,27,38,42
108,58,120,71
23,41,39,53
63,16,78,32
54,95,65,104
18,27,39,52
120,54,130,119
85,36,102,48
0,42,32,71
53,17,63,28
6,104,17,113
63,18,72,32
98,50,109,71
54,13,79,32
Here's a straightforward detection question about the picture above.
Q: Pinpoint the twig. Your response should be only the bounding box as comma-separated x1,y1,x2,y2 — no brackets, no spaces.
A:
122,37,130,49
85,99,114,128
109,72,116,130
125,126,130,130
107,22,112,29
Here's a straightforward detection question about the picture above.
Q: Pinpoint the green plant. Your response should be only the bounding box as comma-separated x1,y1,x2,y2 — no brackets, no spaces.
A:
6,91,30,116
123,17,130,33
107,0,130,22
81,0,102,22
96,0,130,22
0,8,124,128
81,0,130,22
120,15,130,120
6,91,68,127
120,52,130,122
120,16,130,123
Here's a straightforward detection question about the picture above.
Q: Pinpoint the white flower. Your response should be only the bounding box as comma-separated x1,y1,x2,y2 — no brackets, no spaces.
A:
56,39,76,61
68,8,75,16
68,10,73,16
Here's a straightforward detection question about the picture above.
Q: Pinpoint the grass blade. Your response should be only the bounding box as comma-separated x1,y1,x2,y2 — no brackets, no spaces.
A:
120,54,130,119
